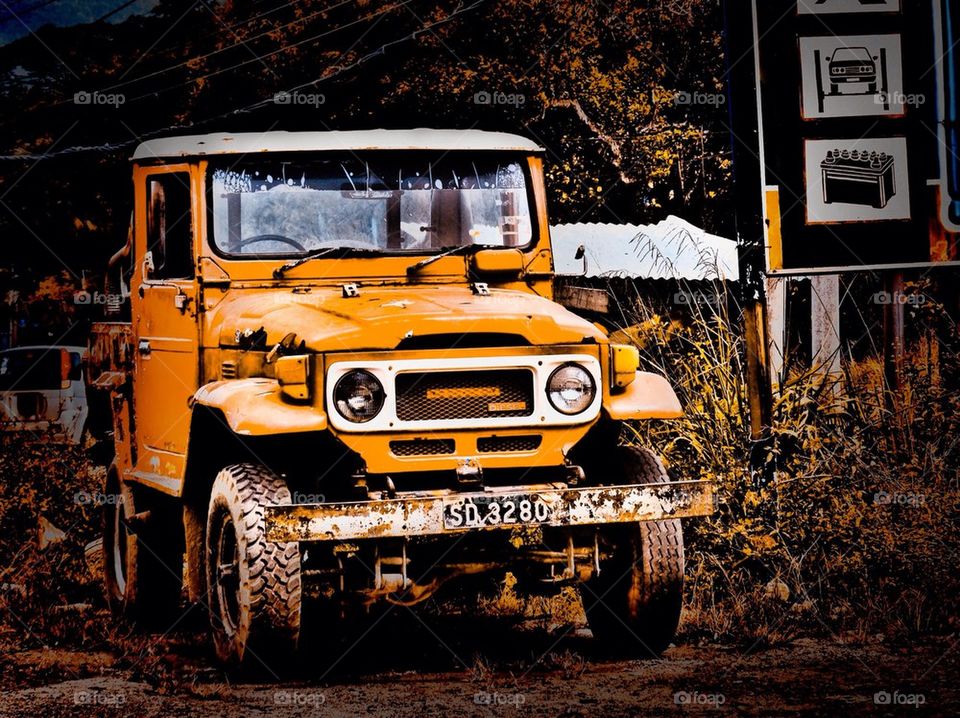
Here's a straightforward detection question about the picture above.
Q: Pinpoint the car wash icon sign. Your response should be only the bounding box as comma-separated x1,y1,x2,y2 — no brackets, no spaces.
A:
799,34,905,119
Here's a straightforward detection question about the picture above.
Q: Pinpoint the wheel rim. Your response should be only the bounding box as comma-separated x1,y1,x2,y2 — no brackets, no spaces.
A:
112,495,128,596
214,513,241,637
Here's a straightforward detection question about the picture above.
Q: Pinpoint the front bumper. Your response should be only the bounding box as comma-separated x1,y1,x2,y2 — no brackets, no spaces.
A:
265,480,714,542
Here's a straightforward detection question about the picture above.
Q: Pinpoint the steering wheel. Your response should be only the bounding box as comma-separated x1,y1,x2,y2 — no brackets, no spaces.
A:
238,234,307,252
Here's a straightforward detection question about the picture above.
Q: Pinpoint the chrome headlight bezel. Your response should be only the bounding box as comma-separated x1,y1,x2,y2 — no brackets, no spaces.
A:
333,369,385,423
546,362,596,415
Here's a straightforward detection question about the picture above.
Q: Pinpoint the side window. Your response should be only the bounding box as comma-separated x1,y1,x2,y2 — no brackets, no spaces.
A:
146,173,194,279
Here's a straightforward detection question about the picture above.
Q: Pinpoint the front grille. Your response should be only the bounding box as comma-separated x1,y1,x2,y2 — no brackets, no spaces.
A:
477,435,543,453
395,369,535,422
389,438,456,456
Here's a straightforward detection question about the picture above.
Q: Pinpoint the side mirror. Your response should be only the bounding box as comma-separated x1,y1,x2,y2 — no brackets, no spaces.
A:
471,248,524,276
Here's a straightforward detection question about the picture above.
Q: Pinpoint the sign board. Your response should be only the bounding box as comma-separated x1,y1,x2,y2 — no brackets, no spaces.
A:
797,0,900,15
746,0,959,273
804,137,910,223
798,34,905,119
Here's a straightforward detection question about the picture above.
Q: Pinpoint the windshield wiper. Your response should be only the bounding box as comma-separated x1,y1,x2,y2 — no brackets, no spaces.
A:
273,247,374,278
406,245,485,275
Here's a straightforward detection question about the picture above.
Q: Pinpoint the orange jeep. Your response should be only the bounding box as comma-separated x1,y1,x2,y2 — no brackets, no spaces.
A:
90,130,713,670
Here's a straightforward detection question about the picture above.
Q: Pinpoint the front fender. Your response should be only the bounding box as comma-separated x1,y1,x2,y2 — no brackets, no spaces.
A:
603,371,683,420
192,378,327,435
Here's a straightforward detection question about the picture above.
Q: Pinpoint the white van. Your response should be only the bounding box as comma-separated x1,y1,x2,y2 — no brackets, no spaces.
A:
0,345,88,444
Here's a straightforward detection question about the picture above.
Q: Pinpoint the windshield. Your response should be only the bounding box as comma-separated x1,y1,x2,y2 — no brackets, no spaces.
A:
832,48,871,62
209,153,534,257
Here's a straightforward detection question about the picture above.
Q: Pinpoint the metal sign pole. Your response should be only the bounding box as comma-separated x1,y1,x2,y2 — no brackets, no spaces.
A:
882,269,905,395
723,0,774,484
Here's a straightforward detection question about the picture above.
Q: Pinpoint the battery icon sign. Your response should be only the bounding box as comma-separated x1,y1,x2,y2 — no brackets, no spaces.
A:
821,149,897,209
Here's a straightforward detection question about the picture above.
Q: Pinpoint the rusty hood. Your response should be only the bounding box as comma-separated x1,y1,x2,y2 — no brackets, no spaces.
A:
206,284,606,351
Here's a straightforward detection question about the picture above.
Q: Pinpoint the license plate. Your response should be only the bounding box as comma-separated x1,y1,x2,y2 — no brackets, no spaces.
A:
442,494,554,529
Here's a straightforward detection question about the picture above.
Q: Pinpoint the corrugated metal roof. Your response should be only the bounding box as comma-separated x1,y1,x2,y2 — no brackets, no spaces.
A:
132,129,544,159
550,217,740,281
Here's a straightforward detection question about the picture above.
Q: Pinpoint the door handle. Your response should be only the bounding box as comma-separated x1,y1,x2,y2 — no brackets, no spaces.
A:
138,340,151,355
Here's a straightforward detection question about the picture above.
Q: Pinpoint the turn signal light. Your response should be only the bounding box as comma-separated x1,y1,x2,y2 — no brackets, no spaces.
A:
276,355,311,401
610,344,639,388
60,348,72,389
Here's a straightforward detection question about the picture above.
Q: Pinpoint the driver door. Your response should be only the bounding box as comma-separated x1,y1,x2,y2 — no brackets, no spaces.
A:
129,164,201,494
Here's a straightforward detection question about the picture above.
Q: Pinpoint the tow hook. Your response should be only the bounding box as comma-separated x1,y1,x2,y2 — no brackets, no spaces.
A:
455,458,483,486
566,463,585,486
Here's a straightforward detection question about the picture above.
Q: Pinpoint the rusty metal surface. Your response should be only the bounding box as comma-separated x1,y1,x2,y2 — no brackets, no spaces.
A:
87,322,134,386
265,480,714,542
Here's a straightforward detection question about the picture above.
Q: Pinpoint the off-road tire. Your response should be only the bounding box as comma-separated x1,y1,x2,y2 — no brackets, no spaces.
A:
205,463,301,672
103,470,182,627
580,445,684,658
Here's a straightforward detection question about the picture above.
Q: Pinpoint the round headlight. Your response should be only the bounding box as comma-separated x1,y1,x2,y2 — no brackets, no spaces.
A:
546,363,596,415
333,370,385,423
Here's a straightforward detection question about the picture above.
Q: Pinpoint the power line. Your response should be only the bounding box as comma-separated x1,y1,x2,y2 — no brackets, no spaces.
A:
0,0,364,127
0,0,62,27
94,0,140,24
120,0,408,105
98,0,357,94
0,0,489,161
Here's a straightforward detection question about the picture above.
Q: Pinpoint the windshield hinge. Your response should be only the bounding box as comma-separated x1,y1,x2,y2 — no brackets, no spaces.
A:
341,283,360,298
470,282,490,296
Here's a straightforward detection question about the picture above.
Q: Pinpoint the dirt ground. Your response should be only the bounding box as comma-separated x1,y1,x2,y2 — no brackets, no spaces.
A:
0,610,956,717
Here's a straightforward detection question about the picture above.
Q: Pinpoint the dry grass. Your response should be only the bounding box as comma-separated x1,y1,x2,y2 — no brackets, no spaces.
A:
1,287,957,654
619,279,960,644
0,433,110,647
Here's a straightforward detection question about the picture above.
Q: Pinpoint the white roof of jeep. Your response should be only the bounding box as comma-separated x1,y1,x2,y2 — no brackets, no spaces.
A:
132,129,543,160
